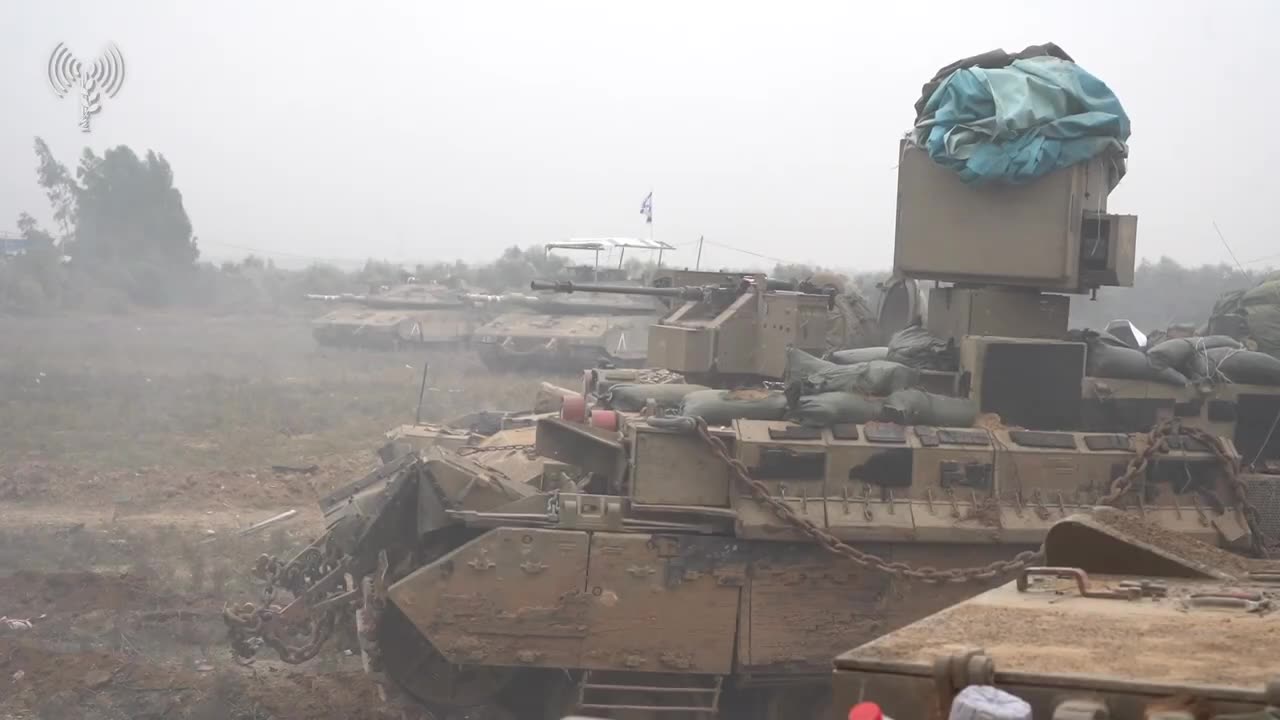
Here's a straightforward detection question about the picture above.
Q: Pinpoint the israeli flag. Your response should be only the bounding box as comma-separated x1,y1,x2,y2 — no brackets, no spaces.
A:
639,192,652,224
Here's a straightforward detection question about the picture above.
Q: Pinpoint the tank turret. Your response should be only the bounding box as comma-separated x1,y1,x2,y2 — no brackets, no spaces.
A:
531,275,835,382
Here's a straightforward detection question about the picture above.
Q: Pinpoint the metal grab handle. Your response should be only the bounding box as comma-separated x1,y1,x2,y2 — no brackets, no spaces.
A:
1016,567,1139,600
1190,591,1264,602
1184,591,1271,613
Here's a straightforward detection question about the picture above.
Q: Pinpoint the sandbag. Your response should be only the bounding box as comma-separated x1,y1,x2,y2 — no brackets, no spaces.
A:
679,389,788,426
1246,304,1280,357
604,383,709,412
886,325,957,371
784,347,836,385
1189,347,1280,386
1145,336,1242,372
789,393,884,427
792,360,919,399
882,389,978,427
1241,279,1280,307
826,346,890,365
1087,339,1188,386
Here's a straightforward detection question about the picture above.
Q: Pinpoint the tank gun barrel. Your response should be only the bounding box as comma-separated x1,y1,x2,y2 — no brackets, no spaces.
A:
530,280,707,301
303,292,463,309
460,292,541,306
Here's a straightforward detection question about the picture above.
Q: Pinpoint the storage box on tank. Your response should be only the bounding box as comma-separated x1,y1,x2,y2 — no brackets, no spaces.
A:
757,294,830,377
960,336,1085,430
1081,378,1280,466
733,420,826,539
1080,377,1192,435
893,141,1135,293
824,423,917,541
627,421,731,507
646,323,715,374
925,287,1069,343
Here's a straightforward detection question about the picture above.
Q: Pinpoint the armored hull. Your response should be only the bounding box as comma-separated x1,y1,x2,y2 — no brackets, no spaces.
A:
308,283,478,350
473,312,652,371
224,408,1265,720
468,289,661,373
311,307,476,349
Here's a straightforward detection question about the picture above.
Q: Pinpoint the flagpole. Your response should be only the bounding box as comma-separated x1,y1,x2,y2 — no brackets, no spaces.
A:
648,188,656,267
648,188,654,245
695,235,704,270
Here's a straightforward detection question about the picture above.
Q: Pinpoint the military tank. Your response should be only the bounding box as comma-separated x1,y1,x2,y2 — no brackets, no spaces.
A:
468,240,676,373
224,47,1280,720
307,282,479,350
466,284,659,372
832,508,1280,720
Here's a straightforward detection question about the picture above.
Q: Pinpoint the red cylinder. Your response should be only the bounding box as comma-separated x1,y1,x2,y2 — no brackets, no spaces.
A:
560,394,587,423
849,703,883,720
589,409,619,431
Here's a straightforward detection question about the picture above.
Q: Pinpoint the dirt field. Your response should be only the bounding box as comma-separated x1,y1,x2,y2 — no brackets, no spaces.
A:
0,311,571,719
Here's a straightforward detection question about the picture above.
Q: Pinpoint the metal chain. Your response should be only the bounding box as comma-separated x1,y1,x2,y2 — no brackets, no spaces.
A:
1102,419,1269,557
224,545,349,664
690,419,1044,583
223,601,339,665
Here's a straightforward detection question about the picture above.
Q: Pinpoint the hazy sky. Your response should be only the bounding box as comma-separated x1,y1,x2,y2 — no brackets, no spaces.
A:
3,1,1278,272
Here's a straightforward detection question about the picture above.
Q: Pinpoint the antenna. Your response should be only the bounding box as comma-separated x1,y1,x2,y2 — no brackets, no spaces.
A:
414,361,430,425
1212,220,1247,276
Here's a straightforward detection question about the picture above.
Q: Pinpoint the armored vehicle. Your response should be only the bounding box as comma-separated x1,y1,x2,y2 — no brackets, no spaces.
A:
470,239,675,372
225,148,1275,720
832,509,1280,720
531,271,838,383
307,282,477,350
225,49,1280,720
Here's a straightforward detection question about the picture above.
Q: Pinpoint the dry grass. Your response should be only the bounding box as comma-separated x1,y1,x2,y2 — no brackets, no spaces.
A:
0,312,575,471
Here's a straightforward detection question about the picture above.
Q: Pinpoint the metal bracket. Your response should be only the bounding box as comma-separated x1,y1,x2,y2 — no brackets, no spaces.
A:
1016,567,1139,600
932,649,995,717
558,493,625,531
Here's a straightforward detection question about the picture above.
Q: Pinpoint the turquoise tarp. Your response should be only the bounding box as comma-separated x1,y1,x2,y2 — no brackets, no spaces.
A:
912,56,1130,185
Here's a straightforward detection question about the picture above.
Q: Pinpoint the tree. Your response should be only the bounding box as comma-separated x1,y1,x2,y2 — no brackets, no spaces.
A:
32,137,198,267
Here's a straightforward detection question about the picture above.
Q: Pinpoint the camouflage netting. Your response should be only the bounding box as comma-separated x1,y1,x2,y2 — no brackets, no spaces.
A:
1208,272,1280,358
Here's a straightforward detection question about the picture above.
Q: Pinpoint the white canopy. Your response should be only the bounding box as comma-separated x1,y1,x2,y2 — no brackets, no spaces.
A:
546,237,675,253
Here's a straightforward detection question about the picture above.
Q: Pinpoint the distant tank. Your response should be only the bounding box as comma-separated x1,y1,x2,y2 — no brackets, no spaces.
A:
469,239,675,372
467,287,660,371
307,283,477,350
